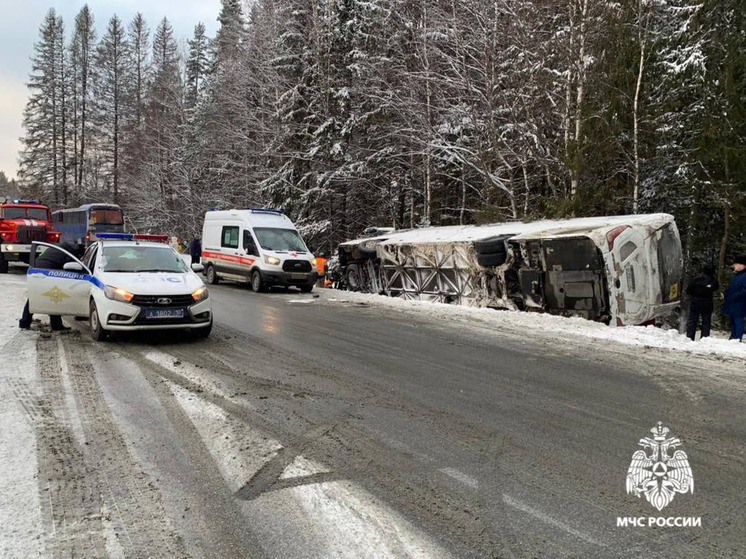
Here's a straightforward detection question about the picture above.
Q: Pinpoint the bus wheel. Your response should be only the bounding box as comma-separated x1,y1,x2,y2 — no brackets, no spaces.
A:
206,265,219,285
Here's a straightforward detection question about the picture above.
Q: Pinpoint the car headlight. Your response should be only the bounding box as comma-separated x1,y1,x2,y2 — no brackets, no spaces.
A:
104,285,134,303
264,255,281,266
192,286,209,303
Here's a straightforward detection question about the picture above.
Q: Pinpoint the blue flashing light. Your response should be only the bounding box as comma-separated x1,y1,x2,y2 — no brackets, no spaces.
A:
12,199,40,204
96,233,134,240
250,208,284,215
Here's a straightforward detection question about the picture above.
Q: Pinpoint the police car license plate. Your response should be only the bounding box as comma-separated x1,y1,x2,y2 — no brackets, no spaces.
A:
145,308,185,319
290,273,307,279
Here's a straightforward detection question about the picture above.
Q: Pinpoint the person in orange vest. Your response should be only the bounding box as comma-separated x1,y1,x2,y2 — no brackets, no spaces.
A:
314,252,328,287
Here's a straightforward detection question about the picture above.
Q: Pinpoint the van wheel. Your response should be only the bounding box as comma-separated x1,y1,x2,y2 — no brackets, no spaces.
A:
206,265,219,285
90,301,110,342
251,271,266,293
300,284,314,293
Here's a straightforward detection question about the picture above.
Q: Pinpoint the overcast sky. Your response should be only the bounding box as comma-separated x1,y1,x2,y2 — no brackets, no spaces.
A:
0,0,222,180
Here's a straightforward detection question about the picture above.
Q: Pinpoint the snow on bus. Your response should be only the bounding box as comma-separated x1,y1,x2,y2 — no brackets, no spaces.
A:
336,213,682,327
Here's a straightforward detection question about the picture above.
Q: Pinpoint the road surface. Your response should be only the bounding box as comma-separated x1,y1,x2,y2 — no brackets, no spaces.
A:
1,268,744,558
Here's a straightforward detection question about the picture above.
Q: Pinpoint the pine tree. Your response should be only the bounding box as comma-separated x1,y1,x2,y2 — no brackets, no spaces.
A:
190,0,251,210
185,23,210,110
94,15,130,202
127,13,150,130
18,9,66,203
130,17,184,230
70,5,96,191
213,0,245,65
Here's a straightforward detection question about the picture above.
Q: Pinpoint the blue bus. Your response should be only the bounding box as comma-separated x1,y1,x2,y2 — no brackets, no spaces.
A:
51,203,125,247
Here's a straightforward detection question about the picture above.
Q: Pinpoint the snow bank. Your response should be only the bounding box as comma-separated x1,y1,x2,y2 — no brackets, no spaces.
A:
0,279,45,558
325,290,746,360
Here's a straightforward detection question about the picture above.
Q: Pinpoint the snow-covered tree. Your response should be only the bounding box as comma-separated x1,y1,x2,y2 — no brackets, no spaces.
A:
69,5,96,190
18,9,66,203
93,15,130,202
185,23,210,111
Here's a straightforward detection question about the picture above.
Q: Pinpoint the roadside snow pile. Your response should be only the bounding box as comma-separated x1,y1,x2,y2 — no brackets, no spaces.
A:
325,290,746,360
0,278,45,559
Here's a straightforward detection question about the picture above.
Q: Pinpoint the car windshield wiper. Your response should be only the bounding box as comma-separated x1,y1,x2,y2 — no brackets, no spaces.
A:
103,269,132,273
134,268,181,273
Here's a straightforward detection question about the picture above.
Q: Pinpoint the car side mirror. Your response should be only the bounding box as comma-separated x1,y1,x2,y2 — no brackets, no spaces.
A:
63,262,84,272
191,263,205,273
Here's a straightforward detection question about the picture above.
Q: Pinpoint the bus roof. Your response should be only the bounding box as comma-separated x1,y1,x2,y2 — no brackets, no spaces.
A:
53,203,122,214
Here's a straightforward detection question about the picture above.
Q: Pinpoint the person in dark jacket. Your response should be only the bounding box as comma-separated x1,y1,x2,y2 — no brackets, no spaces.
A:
722,254,746,341
685,263,719,340
19,242,80,331
189,236,202,265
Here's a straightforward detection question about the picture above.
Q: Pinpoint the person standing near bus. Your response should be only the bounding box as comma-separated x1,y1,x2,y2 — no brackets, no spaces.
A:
685,263,718,340
723,255,746,341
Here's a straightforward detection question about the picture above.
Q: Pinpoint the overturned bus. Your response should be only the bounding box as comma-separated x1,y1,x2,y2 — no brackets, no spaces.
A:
337,214,682,326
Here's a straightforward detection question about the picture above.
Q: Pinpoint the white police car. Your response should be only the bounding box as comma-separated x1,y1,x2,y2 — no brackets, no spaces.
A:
27,233,212,341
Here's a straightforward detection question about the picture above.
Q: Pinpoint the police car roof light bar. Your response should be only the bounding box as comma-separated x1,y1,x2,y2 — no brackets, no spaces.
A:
97,232,134,240
133,234,169,242
250,208,284,215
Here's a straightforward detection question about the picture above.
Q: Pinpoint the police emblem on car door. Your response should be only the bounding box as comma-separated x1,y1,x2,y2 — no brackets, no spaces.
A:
27,243,93,317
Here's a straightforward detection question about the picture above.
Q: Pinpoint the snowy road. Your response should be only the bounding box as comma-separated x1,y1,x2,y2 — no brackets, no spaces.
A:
1,268,745,558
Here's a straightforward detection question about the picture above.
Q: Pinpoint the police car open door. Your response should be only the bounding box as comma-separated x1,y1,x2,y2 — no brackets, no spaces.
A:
27,242,92,317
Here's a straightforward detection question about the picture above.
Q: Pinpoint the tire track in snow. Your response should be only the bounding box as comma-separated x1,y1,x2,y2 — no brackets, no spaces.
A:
29,332,187,558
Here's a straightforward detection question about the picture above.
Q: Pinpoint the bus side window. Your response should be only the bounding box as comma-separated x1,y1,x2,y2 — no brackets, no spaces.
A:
620,241,637,262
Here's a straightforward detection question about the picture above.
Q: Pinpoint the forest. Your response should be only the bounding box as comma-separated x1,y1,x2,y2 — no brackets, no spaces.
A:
16,0,746,285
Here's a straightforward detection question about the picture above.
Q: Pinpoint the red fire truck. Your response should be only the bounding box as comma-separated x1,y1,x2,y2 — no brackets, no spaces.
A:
0,199,60,273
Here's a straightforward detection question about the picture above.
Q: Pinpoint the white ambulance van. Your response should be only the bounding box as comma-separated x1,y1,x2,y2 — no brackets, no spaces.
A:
201,209,317,292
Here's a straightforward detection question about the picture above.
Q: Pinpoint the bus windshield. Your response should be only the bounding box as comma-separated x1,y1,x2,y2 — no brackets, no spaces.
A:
90,208,124,225
253,228,307,252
